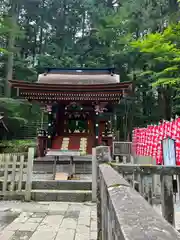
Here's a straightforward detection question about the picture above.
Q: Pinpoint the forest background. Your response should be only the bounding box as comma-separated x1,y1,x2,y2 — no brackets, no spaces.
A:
0,0,180,151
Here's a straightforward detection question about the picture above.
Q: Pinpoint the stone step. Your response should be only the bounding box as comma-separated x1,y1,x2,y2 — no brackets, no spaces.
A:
31,189,92,202
0,180,92,192
32,180,92,190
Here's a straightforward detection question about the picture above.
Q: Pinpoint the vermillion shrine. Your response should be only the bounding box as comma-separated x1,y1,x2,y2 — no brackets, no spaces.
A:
9,68,132,157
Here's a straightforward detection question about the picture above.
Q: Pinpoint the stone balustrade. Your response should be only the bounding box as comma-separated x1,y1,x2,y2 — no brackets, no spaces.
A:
97,164,180,240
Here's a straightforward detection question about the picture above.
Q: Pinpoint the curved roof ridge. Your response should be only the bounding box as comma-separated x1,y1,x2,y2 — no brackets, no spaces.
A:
37,73,120,85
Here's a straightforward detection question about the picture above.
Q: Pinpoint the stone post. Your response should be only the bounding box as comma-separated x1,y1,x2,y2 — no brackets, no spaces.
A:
25,148,34,201
160,175,175,226
178,174,180,200
148,183,153,205
92,148,97,202
139,173,144,195
92,146,110,240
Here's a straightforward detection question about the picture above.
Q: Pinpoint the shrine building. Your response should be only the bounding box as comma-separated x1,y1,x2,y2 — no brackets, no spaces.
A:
9,68,132,157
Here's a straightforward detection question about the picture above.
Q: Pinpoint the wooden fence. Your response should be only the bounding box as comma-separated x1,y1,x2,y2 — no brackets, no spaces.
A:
0,148,34,201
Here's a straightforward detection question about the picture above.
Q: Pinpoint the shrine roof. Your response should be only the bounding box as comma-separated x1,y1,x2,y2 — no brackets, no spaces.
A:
9,80,132,103
9,68,132,102
9,80,132,91
37,68,119,85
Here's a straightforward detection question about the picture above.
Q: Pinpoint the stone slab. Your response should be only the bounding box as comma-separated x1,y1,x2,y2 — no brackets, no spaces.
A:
60,218,77,229
30,230,57,240
0,230,15,240
78,216,90,226
11,231,33,240
64,210,80,219
76,224,90,234
26,217,43,223
55,228,75,240
18,222,39,231
75,233,90,240
0,201,97,240
90,231,97,240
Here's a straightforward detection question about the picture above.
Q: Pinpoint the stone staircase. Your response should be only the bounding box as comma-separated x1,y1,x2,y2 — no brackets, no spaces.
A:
31,180,92,202
0,153,92,202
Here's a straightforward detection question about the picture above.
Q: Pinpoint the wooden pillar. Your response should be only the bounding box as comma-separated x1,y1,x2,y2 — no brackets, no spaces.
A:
57,104,64,135
37,136,46,157
95,112,99,146
114,112,117,140
160,174,175,226
88,119,93,135
99,121,103,144
56,104,59,135
47,105,52,149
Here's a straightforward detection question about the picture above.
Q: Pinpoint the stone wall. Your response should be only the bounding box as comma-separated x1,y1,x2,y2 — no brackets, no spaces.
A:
98,164,180,240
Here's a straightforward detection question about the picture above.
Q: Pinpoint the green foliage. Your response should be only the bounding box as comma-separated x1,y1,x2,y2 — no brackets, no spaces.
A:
0,97,41,120
0,139,36,153
0,98,42,139
0,0,179,138
131,23,180,89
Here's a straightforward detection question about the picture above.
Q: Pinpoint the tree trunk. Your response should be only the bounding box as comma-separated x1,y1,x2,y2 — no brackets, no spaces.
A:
163,86,172,120
58,0,66,55
5,1,17,97
127,73,136,141
168,0,179,23
82,10,86,38
158,87,165,120
142,90,147,116
107,0,113,8
39,0,45,55
158,86,172,121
